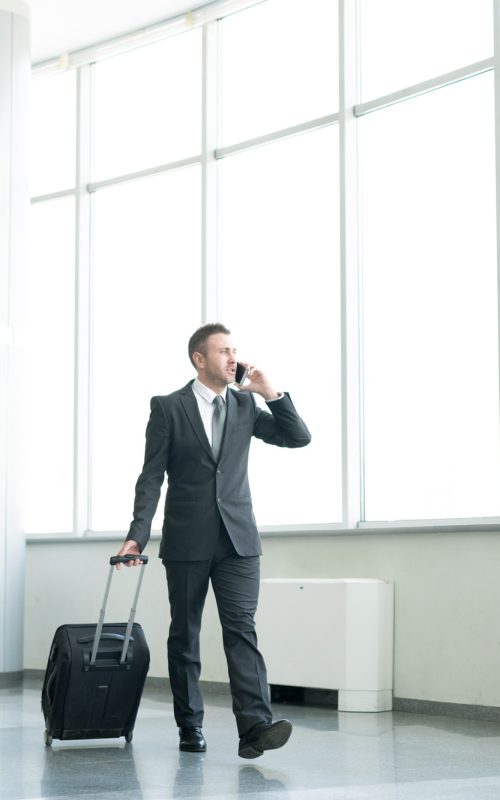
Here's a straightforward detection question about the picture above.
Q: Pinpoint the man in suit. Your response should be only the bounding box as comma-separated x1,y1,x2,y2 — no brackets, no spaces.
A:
116,323,311,758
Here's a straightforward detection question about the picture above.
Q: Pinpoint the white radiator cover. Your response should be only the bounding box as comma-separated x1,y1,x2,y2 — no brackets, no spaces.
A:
255,578,394,712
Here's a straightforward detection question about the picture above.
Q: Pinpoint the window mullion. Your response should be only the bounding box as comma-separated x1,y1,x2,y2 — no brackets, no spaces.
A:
201,20,220,323
493,0,500,435
339,0,363,527
73,64,92,536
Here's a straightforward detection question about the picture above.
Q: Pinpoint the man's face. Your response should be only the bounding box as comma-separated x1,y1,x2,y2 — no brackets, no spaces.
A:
196,333,237,390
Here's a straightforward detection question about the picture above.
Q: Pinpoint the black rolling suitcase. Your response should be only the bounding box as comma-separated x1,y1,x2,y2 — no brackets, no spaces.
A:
41,555,150,746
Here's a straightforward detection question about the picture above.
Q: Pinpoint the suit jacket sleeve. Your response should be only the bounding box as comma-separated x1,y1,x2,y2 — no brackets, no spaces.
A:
127,396,169,551
253,392,311,447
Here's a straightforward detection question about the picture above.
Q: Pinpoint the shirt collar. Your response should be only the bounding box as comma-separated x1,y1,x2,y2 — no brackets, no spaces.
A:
193,378,228,404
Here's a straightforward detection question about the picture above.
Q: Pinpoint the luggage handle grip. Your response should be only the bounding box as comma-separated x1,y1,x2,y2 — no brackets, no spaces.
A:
78,633,134,645
109,555,148,566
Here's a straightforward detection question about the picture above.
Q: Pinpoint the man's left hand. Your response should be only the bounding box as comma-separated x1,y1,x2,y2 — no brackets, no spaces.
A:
237,363,280,402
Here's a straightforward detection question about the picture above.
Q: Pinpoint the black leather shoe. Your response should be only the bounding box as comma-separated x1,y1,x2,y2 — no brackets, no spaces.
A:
238,719,292,759
179,726,206,752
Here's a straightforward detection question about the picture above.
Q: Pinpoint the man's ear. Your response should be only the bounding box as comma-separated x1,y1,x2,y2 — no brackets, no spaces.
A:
192,351,204,370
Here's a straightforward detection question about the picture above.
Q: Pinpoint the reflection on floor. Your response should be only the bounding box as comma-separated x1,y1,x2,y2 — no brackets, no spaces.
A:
2,677,500,799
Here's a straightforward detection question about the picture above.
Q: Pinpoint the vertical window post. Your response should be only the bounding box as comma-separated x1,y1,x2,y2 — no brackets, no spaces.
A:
201,20,220,323
339,0,363,527
74,64,92,536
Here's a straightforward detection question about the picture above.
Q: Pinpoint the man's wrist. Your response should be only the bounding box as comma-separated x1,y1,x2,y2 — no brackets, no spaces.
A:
125,537,142,552
264,391,283,403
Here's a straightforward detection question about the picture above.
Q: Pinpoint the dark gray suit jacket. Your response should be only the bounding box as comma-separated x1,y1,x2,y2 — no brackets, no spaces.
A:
126,380,311,560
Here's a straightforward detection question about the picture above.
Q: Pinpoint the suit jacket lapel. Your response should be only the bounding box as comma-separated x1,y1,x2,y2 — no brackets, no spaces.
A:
219,388,236,462
179,382,214,460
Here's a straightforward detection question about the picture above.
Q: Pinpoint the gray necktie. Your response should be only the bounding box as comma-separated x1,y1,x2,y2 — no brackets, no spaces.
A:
211,395,226,460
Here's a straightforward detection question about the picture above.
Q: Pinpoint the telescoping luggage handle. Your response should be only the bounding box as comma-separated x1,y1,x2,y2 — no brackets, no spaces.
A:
90,555,148,667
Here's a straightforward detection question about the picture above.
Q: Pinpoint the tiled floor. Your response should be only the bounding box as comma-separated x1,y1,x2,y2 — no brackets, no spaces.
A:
2,677,500,799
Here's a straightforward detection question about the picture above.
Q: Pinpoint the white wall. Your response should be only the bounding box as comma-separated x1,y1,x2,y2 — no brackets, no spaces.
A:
24,530,500,708
0,4,30,675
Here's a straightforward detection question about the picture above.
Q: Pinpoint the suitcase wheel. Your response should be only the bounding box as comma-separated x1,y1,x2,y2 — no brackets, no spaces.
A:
44,730,53,747
125,731,133,743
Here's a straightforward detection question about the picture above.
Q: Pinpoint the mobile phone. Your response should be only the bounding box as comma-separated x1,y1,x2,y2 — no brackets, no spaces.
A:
235,362,249,385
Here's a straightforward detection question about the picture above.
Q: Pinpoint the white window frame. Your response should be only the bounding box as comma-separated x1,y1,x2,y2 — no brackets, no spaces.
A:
28,0,500,539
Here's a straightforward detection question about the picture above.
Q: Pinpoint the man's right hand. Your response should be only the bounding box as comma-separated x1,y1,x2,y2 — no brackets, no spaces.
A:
115,539,142,570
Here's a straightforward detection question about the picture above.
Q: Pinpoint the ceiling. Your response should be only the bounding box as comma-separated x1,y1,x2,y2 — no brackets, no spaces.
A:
27,0,215,63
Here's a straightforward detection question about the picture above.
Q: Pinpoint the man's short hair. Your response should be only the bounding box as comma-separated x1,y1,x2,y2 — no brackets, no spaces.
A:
188,323,231,367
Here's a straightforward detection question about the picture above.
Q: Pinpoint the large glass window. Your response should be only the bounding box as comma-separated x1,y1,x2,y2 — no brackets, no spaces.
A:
220,0,338,146
90,167,201,531
93,30,202,181
30,71,76,196
27,1,500,534
360,73,499,521
24,197,75,533
359,0,493,101
219,126,341,525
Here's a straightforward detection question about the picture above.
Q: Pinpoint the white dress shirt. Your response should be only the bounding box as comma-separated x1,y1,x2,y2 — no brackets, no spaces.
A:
192,378,283,447
192,378,228,447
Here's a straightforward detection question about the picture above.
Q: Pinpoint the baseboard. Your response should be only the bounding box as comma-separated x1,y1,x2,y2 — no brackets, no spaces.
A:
393,696,500,722
23,669,44,681
145,676,231,697
0,671,23,688
20,671,231,696
16,672,500,722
